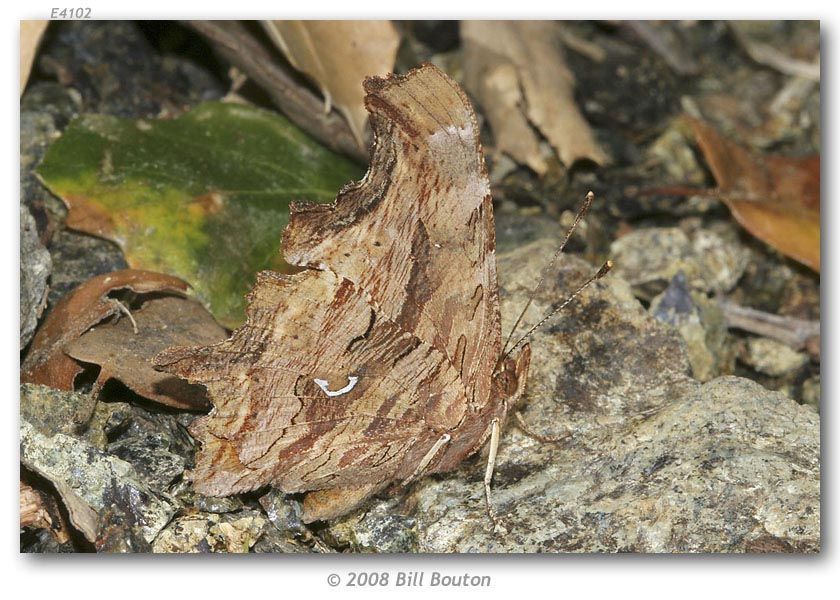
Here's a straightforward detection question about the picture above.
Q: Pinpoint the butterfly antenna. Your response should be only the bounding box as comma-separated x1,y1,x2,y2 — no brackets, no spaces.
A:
501,260,613,363
500,191,596,359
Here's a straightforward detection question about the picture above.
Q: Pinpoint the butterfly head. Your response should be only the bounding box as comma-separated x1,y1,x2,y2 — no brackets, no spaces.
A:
492,343,531,410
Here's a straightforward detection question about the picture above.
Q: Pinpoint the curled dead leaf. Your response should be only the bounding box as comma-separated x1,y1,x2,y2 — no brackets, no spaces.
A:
65,295,228,410
688,117,820,271
263,20,401,151
462,20,608,173
20,20,49,94
22,270,189,390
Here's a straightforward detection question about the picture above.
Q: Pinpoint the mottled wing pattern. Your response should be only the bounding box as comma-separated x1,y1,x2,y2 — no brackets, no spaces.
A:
284,65,502,421
157,64,506,498
158,268,463,494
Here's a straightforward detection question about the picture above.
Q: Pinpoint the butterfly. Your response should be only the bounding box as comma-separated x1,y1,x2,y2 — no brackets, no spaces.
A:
155,63,608,526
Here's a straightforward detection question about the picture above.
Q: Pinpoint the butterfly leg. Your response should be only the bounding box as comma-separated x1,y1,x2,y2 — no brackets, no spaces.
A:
483,417,507,533
514,411,571,444
400,432,451,488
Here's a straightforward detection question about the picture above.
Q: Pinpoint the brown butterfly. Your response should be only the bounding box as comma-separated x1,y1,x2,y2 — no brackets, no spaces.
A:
155,64,608,526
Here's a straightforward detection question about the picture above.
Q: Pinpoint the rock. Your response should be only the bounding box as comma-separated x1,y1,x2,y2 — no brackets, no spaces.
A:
45,230,128,309
20,528,76,554
101,404,195,493
21,82,83,129
801,375,820,412
648,120,707,186
194,495,245,515
405,377,818,553
20,107,60,196
39,21,223,118
19,106,63,348
324,497,418,553
742,337,809,377
106,435,186,492
649,273,733,381
610,226,748,299
20,205,51,349
152,510,268,553
502,240,695,436
95,503,153,553
323,240,818,553
20,383,105,448
20,85,79,229
20,419,175,545
259,490,335,553
252,525,315,553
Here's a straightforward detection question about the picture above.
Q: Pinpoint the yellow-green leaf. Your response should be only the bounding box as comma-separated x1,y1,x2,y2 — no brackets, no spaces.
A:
37,102,364,326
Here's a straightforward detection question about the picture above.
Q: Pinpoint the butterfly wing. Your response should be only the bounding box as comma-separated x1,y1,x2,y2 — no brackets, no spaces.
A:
284,64,503,420
158,269,461,495
157,65,511,499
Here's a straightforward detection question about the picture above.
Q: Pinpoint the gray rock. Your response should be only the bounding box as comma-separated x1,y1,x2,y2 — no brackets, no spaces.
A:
649,273,734,381
259,490,336,553
19,108,59,349
20,96,73,228
647,121,706,186
46,229,128,309
325,239,818,553
98,404,194,496
20,419,175,544
742,337,810,377
20,383,106,449
801,375,820,412
406,377,818,553
20,205,51,349
106,435,186,492
252,525,315,553
152,509,268,553
194,494,245,515
21,82,82,129
39,21,223,118
325,497,418,553
610,227,748,299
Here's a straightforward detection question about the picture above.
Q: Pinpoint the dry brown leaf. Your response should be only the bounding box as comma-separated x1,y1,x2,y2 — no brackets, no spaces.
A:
688,118,820,272
20,20,49,95
66,295,227,410
20,481,70,543
21,270,189,390
263,20,400,150
462,20,609,173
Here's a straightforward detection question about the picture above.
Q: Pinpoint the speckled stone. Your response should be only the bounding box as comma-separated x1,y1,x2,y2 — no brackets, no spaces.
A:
20,419,175,544
152,510,268,553
323,240,818,553
610,227,748,299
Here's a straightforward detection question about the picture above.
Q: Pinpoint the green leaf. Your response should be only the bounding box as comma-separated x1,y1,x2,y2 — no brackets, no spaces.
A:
37,102,364,327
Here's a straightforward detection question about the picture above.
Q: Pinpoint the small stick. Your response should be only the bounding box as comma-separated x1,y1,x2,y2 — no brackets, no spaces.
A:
719,299,820,358
110,298,138,334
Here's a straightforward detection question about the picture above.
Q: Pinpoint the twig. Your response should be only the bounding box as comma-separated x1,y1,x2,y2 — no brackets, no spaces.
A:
559,27,606,63
729,23,820,81
110,298,138,334
187,21,366,162
624,21,700,76
719,299,820,359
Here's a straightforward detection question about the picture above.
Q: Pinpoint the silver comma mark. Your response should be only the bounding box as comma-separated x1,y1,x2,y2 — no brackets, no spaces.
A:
313,375,359,397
